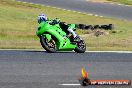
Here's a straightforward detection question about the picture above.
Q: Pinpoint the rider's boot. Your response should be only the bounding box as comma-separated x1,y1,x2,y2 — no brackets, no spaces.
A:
72,36,81,42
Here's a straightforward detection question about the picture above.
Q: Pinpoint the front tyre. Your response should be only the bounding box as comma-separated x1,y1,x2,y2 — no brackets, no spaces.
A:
40,36,57,53
74,40,86,53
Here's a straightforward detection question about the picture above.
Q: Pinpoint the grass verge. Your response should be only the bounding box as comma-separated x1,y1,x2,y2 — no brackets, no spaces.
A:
107,0,132,5
89,0,132,5
0,0,132,51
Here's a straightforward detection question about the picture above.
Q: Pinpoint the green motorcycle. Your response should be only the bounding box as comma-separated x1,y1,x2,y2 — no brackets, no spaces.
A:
36,21,86,53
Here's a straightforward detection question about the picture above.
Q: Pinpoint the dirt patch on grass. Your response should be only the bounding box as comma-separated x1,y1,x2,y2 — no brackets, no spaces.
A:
80,29,109,37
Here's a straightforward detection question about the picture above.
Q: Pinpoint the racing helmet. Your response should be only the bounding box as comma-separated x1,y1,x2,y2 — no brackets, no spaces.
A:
38,14,47,24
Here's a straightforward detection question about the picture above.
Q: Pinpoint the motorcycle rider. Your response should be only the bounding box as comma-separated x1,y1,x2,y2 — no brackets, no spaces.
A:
37,14,78,41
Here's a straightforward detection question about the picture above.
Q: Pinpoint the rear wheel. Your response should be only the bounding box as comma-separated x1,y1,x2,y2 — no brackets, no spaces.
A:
40,36,57,53
74,39,86,53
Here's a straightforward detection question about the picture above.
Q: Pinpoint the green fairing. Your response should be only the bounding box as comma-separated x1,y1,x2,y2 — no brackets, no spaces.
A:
68,24,76,29
36,22,76,51
43,34,51,42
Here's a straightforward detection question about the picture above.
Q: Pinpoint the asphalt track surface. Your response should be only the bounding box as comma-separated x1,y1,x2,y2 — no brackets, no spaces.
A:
17,0,132,20
0,50,132,88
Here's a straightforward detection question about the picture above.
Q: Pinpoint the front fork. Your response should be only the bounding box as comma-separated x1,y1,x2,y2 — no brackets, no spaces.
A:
42,34,52,42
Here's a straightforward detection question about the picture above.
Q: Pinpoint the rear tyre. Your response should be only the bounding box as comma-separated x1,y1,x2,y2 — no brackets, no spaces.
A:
74,39,86,53
40,36,57,53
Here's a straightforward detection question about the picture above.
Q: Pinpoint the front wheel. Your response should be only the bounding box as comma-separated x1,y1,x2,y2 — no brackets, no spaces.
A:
74,39,86,53
40,36,57,53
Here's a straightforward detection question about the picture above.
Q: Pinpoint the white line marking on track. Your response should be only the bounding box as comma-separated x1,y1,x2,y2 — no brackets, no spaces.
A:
87,13,93,16
0,49,44,51
59,84,80,86
100,16,103,17
16,1,104,18
67,10,71,11
86,51,132,53
118,4,123,6
94,14,99,17
86,0,132,7
110,3,114,5
113,3,131,7
72,11,77,13
0,49,132,53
